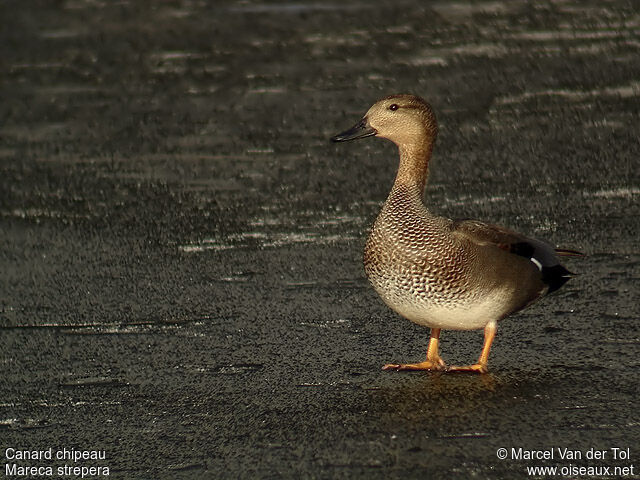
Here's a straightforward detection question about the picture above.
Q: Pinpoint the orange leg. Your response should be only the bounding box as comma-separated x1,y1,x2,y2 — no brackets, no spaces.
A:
383,328,446,371
448,321,497,374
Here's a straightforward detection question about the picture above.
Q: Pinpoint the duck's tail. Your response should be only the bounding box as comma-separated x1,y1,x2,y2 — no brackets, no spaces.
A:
554,248,585,257
541,248,584,294
543,264,577,294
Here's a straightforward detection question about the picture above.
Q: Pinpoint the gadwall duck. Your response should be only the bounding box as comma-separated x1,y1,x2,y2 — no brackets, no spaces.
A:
331,94,582,373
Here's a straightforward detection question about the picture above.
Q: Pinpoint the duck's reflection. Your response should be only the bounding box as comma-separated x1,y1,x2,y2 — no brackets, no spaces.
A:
363,371,531,426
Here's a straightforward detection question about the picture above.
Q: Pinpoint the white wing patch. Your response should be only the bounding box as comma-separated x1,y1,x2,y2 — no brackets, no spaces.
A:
530,257,543,271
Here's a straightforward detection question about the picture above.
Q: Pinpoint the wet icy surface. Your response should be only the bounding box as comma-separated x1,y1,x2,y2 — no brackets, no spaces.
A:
1,1,639,478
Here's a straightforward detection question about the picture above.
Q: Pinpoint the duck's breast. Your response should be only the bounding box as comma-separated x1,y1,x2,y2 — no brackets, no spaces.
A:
363,205,544,330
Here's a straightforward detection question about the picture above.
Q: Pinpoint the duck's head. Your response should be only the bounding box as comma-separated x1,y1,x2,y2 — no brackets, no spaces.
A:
331,94,438,147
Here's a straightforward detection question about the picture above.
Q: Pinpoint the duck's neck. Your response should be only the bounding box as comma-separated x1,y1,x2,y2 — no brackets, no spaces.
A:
393,141,434,198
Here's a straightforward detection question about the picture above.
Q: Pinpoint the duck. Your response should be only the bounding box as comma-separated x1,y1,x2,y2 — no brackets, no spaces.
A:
331,94,582,373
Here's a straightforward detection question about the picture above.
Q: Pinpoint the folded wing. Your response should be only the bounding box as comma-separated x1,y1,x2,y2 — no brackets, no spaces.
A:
450,219,582,294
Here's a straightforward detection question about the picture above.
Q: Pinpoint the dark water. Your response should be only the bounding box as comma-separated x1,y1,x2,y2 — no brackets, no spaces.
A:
1,1,639,478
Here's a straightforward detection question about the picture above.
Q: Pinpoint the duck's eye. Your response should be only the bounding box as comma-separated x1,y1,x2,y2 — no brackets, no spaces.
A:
388,104,399,111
